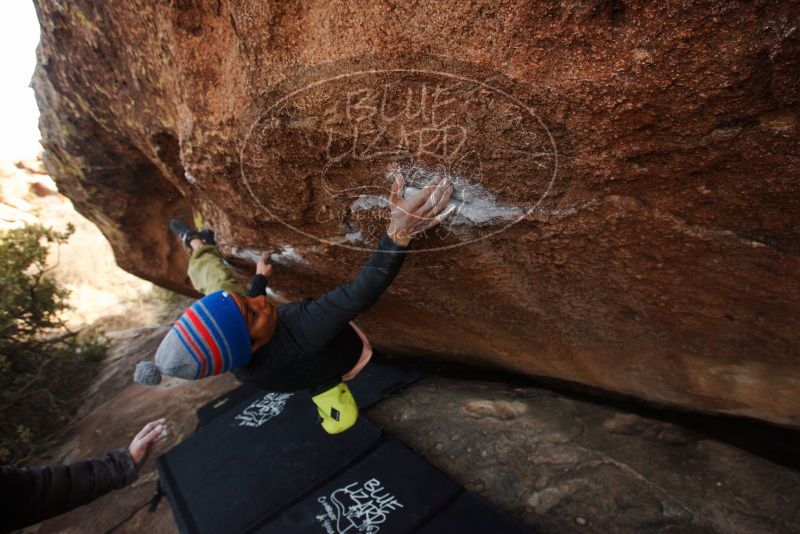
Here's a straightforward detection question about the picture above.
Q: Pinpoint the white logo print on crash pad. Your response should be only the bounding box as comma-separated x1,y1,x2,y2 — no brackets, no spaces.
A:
234,393,293,428
315,478,403,534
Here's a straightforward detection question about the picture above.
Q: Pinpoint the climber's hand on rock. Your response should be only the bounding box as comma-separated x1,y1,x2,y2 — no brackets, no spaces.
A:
387,172,455,247
256,252,272,277
128,418,169,470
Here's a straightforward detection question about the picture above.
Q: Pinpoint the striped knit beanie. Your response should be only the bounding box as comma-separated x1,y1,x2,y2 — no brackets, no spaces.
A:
134,290,251,385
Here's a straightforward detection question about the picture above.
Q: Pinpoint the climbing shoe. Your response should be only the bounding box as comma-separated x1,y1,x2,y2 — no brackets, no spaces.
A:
169,219,216,250
311,382,359,434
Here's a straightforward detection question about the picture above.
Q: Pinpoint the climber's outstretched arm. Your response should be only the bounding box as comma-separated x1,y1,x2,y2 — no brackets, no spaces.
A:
281,173,455,354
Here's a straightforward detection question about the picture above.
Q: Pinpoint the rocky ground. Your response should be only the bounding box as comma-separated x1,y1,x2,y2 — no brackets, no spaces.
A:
371,379,800,534
27,323,800,534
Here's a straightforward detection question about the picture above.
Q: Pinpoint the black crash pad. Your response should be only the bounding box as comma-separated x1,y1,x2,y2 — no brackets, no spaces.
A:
416,492,533,533
159,363,530,533
158,391,382,534
253,439,461,533
195,362,422,429
195,383,262,428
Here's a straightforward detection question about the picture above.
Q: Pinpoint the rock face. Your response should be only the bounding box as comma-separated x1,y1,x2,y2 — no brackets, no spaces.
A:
32,1,800,426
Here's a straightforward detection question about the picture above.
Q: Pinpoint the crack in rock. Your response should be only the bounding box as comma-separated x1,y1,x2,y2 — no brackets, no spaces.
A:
602,195,773,250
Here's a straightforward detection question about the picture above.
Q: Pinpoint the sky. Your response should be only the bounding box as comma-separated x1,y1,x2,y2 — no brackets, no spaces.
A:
0,2,42,161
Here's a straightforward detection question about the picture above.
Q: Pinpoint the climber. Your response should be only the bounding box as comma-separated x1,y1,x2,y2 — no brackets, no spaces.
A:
1,418,169,532
133,172,454,433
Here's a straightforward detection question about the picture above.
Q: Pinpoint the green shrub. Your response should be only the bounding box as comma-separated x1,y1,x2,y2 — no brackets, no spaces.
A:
0,224,106,465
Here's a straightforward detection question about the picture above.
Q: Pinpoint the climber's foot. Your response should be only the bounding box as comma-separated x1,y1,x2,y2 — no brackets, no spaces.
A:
169,219,216,250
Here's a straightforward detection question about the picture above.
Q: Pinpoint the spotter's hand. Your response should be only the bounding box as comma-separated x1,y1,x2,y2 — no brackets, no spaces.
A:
387,172,455,247
128,418,169,470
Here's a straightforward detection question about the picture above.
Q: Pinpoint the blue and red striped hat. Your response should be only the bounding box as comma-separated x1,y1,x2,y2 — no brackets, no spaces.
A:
134,291,251,385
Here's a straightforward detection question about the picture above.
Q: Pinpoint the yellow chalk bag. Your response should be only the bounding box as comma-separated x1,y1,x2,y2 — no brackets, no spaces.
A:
311,382,359,434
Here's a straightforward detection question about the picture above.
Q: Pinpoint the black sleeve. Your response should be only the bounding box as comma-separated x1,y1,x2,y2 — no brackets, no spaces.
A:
246,274,269,297
0,448,138,532
279,233,408,354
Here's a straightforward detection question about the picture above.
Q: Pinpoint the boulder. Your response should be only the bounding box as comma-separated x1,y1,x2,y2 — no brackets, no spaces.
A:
31,1,800,425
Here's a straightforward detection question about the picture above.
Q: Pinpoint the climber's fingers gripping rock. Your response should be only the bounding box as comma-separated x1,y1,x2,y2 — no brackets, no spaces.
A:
387,172,455,246
256,251,273,277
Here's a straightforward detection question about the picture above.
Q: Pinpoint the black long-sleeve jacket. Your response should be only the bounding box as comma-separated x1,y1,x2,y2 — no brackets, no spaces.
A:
233,233,408,392
0,448,137,532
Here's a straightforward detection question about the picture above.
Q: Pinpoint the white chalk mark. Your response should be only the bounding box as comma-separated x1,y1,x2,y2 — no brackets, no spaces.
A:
266,287,290,304
230,247,262,264
229,244,309,266
349,164,524,227
351,195,389,211
344,230,364,243
271,244,308,265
